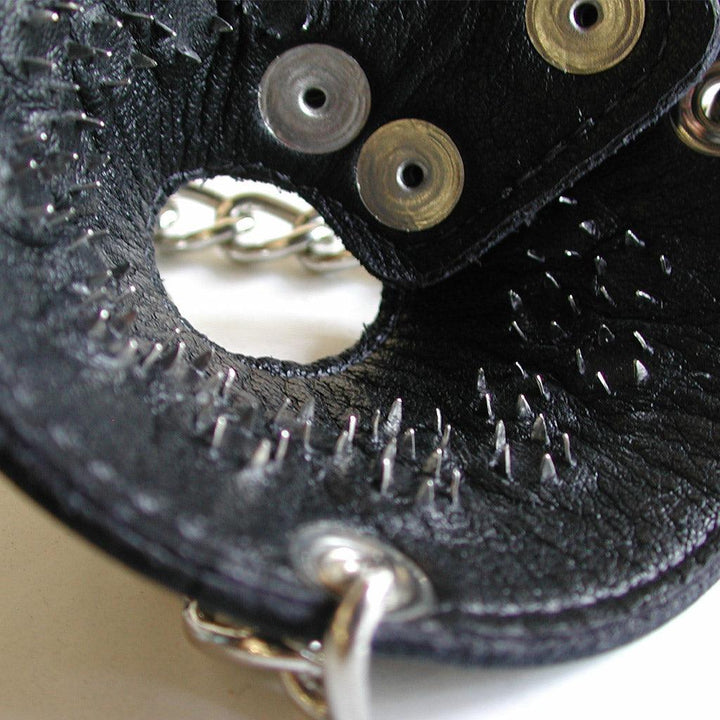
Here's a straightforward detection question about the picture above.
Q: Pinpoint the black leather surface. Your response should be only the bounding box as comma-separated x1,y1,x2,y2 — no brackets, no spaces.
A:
2,0,720,666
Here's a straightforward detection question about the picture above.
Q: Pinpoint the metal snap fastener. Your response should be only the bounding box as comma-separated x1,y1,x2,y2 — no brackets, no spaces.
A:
356,119,464,232
258,44,371,155
525,0,645,75
672,61,720,157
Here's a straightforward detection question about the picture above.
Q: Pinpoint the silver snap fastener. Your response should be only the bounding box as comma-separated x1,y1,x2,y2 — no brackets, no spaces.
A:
525,0,645,75
356,119,464,232
672,61,720,157
258,44,371,155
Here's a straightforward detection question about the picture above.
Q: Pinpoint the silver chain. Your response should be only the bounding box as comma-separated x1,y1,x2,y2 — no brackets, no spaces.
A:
154,182,359,273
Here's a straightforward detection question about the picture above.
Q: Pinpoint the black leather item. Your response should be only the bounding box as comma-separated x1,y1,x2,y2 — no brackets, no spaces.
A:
2,0,720,667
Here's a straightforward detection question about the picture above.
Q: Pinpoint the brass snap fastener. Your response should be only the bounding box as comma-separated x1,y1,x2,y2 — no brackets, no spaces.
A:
258,44,371,155
525,0,645,75
356,119,464,232
672,61,720,157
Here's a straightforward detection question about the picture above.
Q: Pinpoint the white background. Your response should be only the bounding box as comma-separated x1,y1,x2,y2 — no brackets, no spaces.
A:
2,182,719,719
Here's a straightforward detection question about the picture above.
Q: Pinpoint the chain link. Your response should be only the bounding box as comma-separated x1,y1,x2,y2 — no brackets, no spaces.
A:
154,182,359,273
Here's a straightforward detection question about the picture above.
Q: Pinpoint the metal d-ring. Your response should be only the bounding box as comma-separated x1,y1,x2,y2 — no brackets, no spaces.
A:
182,523,436,720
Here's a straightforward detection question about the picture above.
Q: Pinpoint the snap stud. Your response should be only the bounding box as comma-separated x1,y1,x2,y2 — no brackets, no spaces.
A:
672,61,720,157
525,0,645,75
356,119,464,232
258,44,371,155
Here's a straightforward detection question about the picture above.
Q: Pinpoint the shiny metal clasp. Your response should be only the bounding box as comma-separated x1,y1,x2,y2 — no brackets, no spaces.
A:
182,523,436,720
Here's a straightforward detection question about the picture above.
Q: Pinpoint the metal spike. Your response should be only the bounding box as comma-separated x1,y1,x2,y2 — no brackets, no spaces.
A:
51,2,83,12
484,393,494,422
562,433,576,467
423,448,443,481
92,15,123,29
579,220,598,236
503,443,513,479
273,398,292,426
154,19,177,37
346,415,358,446
596,371,612,395
176,45,201,64
20,56,56,75
564,249,581,259
23,9,60,25
594,256,607,275
660,255,672,276
635,290,658,305
440,424,452,451
138,342,163,375
380,439,397,495
371,409,381,443
67,41,112,60
121,10,155,22
130,51,157,69
334,430,349,457
298,398,315,424
625,229,646,248
598,324,615,344
165,341,186,374
450,467,462,509
535,374,549,400
476,367,487,394
88,308,110,339
549,320,566,339
544,271,560,290
516,394,532,420
69,180,102,195
109,338,139,368
383,398,403,438
634,359,649,386
302,420,313,453
540,454,558,482
415,478,436,509
211,415,228,452
210,15,234,32
531,414,549,445
250,439,272,469
400,428,416,461
568,294,580,315
435,408,443,436
576,348,586,375
515,361,528,379
219,367,235,398
527,249,545,263
275,429,290,465
633,330,654,355
599,285,616,307
558,195,577,205
100,77,132,88
510,320,528,342
494,420,506,452
509,289,523,311
110,309,137,335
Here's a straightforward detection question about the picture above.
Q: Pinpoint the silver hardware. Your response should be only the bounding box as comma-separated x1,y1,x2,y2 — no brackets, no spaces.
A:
356,119,465,232
525,0,645,75
672,61,720,157
259,44,371,154
183,523,436,720
155,180,359,273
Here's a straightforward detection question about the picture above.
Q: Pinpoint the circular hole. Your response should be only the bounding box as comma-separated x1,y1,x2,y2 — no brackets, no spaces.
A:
570,1,601,30
301,86,327,111
155,178,383,364
699,79,720,125
397,162,425,190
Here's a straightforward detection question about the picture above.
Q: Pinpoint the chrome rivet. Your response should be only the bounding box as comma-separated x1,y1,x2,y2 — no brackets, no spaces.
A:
525,0,645,75
356,119,464,232
258,44,371,154
672,61,720,157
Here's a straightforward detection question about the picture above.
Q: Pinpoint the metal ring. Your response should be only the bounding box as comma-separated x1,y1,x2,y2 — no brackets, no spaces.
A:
525,0,645,75
672,61,720,157
356,119,464,232
259,44,371,154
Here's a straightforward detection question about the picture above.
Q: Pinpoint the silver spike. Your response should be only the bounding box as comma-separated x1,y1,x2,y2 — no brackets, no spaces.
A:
138,342,163,375
476,367,487,394
371,409,381,443
660,255,672,276
594,256,607,276
440,424,452,451
544,271,560,290
633,330,654,355
435,408,443,436
564,249,581,259
568,294,580,315
515,361,528,379
527,249,545,263
121,10,154,22
423,448,443,481
222,368,236,398
400,428,416,461
210,15,233,33
273,398,292,426
517,394,532,420
334,430,349,457
535,374,550,400
510,320,528,342
509,289,523,311
531,414,549,445
576,348,586,376
503,443,513,479
52,2,84,13
88,308,110,339
549,320,566,339
562,433,576,467
275,429,290,465
494,420,506,451
250,439,272,469
20,56,56,75
154,19,177,37
383,398,403,438
66,41,112,61
596,371,612,395
23,9,60,25
540,454,558,482
598,324,615,344
176,45,202,63
484,393,494,422
634,359,649,386
346,415,358,445
302,420,313,453
166,340,187,374
100,77,132,88
108,338,139,368
599,286,616,306
579,220,598,236
415,478,436,509
380,439,397,495
450,467,462,509
625,229,646,248
298,398,315,424
558,195,577,205
635,290,658,305
211,415,228,452
130,51,157,69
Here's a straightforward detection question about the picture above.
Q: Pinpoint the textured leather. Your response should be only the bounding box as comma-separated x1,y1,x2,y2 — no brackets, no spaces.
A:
2,0,720,666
